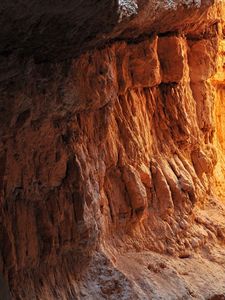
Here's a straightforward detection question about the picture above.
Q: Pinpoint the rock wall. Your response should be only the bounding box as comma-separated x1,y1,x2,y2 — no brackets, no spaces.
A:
0,0,224,299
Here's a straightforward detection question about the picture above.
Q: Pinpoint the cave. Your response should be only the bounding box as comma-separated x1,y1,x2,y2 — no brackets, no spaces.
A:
0,0,225,299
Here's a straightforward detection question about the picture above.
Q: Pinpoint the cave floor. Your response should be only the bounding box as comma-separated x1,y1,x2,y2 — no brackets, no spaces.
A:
78,246,225,300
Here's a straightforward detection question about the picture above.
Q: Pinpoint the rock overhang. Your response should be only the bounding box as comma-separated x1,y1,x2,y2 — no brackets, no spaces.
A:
0,0,220,64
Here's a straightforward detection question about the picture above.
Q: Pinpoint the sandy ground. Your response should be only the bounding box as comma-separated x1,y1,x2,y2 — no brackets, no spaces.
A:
78,246,225,300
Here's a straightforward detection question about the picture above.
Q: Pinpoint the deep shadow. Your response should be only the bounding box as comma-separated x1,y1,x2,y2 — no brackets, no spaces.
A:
0,273,10,300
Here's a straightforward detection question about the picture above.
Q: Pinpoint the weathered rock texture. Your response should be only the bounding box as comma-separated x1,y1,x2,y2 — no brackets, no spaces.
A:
0,0,225,299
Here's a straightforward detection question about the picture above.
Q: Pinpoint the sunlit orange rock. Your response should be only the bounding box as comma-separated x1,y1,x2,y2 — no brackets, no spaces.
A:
0,0,224,299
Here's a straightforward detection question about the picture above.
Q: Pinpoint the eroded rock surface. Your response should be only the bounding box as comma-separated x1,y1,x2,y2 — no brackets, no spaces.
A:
0,0,225,299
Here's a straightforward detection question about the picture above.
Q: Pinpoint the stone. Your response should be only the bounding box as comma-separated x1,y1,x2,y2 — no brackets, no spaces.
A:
0,0,224,299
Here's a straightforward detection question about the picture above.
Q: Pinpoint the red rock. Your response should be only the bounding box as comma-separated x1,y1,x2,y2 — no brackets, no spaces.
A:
0,1,224,299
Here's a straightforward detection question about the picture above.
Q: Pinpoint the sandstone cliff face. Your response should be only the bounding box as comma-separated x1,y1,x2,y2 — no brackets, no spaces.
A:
0,1,225,299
